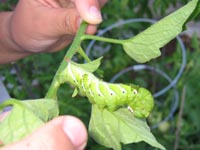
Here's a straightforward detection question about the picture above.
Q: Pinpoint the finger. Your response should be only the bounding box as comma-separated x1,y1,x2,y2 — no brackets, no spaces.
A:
3,116,88,150
52,7,81,35
72,0,103,24
47,24,98,53
58,0,71,7
46,35,75,52
36,0,61,8
33,6,81,36
86,24,98,35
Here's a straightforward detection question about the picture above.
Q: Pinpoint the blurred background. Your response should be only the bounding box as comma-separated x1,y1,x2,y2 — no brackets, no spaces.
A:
0,0,200,149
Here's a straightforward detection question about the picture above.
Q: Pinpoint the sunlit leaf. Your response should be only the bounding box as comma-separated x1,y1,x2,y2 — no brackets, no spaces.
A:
0,98,58,146
122,0,200,63
89,105,165,150
21,99,59,122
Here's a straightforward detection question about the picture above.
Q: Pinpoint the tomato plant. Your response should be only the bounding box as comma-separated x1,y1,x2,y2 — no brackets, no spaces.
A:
0,0,200,149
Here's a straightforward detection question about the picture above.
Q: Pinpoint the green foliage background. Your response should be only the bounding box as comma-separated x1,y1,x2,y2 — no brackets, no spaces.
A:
1,0,200,149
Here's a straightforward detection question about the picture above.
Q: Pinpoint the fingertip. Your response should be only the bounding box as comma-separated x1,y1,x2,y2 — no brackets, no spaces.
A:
88,6,102,24
73,0,102,25
62,116,88,150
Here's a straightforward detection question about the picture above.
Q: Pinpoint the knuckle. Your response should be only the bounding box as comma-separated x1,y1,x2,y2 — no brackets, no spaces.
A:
63,10,78,35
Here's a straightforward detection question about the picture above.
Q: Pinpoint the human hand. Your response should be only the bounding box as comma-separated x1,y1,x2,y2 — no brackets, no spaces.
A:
8,0,107,53
0,115,88,150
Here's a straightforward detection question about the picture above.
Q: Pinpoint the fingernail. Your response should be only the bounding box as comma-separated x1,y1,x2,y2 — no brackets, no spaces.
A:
89,6,102,23
63,116,87,149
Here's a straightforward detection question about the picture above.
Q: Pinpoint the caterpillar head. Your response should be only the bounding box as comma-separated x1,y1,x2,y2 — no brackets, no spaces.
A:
129,87,154,118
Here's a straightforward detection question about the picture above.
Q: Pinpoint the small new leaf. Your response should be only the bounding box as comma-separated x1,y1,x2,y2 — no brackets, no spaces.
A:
122,0,200,63
70,57,103,73
89,105,166,150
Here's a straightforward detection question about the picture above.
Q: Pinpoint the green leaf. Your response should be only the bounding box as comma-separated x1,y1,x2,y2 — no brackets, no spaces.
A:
122,0,200,63
0,98,58,146
89,105,165,150
21,99,59,122
70,56,103,73
77,46,91,62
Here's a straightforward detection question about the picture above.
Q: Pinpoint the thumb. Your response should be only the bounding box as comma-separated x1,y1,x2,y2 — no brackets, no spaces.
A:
3,116,88,150
45,8,81,36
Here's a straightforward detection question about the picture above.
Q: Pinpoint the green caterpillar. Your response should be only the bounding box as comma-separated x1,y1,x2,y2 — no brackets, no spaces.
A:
64,61,154,118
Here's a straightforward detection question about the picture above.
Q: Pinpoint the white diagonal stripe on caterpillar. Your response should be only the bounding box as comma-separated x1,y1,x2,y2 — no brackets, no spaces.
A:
94,78,103,97
118,84,127,94
87,74,94,96
67,62,78,85
88,88,94,97
81,75,86,92
104,82,116,96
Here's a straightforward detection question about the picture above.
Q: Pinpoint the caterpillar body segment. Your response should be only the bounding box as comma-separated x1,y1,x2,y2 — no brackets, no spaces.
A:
66,62,89,96
128,87,154,118
80,73,137,111
65,61,154,118
82,74,103,105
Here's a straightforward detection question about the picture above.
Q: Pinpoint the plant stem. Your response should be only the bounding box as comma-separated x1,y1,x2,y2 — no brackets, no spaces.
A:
64,22,88,60
81,34,124,45
45,22,88,100
77,47,91,62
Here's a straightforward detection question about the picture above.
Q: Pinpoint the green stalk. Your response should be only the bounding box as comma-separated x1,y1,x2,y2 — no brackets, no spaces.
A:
81,34,124,45
45,22,88,100
77,47,91,62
